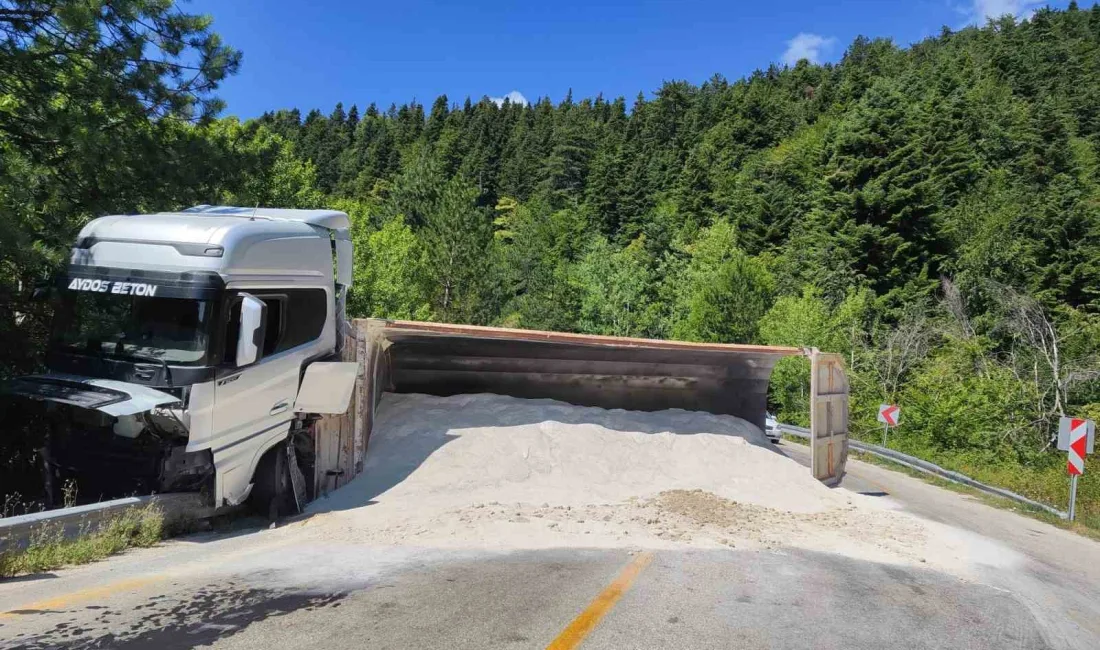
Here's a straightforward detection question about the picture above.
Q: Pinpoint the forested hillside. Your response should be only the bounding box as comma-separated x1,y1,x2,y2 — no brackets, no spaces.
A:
3,1,1100,522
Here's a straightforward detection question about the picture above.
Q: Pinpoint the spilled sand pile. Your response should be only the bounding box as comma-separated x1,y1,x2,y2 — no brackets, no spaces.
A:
300,393,1019,574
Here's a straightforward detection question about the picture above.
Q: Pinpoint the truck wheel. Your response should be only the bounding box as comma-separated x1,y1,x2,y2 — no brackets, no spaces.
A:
249,445,293,520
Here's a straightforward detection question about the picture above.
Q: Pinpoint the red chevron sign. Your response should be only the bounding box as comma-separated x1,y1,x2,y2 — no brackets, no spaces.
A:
877,404,900,427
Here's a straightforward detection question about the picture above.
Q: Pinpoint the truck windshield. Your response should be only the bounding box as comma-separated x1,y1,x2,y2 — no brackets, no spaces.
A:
51,291,213,366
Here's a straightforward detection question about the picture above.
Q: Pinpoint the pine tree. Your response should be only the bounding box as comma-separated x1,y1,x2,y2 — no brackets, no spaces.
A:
583,129,625,235
540,99,593,206
498,108,540,200
426,95,450,142
388,146,444,227
671,145,715,238
421,178,493,321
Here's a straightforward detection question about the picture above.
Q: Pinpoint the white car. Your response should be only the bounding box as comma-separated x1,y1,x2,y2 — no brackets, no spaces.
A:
765,413,780,443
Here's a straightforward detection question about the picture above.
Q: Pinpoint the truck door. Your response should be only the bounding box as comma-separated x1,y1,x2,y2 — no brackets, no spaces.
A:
211,293,302,503
810,351,849,486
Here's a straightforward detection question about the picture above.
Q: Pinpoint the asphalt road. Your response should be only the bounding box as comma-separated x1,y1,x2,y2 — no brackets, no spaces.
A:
2,441,1098,649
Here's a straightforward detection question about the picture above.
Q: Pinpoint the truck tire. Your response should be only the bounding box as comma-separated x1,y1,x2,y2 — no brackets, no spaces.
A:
249,444,294,520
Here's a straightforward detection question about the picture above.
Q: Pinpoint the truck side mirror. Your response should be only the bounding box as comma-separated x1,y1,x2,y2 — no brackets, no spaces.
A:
236,294,267,367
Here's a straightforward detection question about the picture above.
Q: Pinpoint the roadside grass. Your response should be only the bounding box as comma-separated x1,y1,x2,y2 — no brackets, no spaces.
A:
780,434,1100,542
0,504,165,578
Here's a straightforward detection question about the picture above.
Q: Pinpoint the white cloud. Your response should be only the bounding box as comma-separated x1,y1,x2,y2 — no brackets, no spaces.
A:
490,90,529,107
781,33,836,66
968,0,1043,23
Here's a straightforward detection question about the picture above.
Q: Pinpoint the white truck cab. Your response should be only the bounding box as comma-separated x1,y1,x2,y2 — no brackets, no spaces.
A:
7,206,357,512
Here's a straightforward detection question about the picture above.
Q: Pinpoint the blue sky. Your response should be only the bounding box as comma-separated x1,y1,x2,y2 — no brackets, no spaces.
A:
189,0,1070,118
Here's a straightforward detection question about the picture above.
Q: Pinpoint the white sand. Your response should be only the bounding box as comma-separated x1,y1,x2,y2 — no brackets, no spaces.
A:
298,392,1021,575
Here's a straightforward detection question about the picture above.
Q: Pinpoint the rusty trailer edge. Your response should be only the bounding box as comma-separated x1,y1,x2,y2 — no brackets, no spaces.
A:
375,319,805,356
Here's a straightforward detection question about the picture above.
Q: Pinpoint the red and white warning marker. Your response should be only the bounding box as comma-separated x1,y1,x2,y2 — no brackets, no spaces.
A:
1058,416,1095,474
1067,419,1088,476
1058,416,1095,521
877,404,900,446
877,404,900,427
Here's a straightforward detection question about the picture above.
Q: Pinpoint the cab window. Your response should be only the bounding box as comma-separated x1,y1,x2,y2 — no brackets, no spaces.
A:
221,289,327,363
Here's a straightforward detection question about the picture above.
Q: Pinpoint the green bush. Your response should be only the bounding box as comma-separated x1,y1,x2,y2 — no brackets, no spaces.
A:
901,338,1038,454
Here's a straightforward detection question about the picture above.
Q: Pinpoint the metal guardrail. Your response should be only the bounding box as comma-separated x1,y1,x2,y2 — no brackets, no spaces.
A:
778,424,1069,519
0,493,214,552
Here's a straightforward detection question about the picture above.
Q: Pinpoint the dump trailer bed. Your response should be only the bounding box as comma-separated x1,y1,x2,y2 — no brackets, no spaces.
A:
378,321,799,429
310,319,850,497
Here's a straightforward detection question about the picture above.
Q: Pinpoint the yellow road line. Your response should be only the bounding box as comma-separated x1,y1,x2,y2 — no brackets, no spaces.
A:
0,537,300,619
0,576,163,618
859,473,895,495
545,551,654,650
